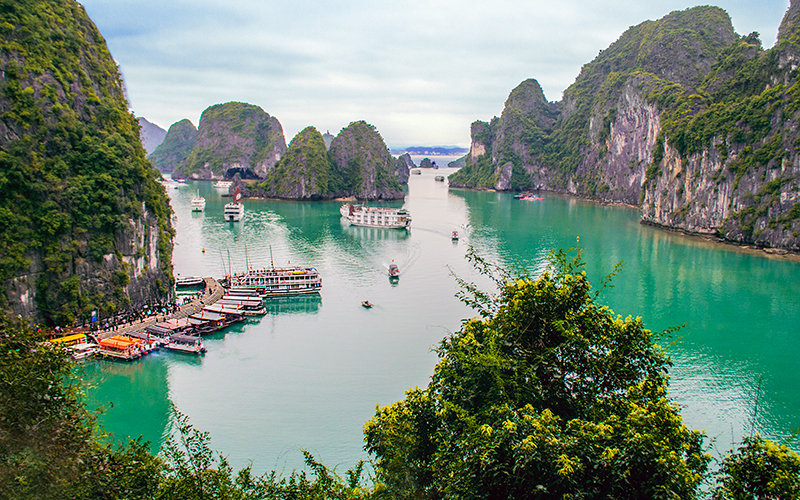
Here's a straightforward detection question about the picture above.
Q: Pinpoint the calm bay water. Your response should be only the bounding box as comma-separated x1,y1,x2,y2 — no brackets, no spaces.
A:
86,163,800,473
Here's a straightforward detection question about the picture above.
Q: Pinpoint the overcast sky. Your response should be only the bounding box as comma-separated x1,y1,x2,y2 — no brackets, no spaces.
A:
80,0,790,148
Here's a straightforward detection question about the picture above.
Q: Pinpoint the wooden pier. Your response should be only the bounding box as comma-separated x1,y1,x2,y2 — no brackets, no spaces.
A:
96,277,224,341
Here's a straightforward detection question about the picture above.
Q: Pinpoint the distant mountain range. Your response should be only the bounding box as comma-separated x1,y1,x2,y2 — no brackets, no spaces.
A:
390,146,468,156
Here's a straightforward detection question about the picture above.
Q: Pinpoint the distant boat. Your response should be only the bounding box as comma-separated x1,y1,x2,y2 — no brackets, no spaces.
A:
435,175,445,182
451,231,459,241
224,187,244,221
362,300,373,308
213,180,233,189
191,191,206,212
411,169,422,175
389,262,400,279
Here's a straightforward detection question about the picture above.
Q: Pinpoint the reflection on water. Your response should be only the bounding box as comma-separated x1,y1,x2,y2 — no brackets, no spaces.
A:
340,221,411,242
263,294,322,315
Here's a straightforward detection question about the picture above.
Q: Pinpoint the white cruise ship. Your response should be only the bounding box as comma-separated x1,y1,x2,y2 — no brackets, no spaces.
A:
340,203,411,229
190,192,206,212
228,266,322,296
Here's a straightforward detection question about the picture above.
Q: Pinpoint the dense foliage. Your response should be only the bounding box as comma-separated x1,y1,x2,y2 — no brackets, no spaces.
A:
148,118,198,173
364,250,711,499
178,102,285,178
258,126,343,199
328,121,404,200
712,435,800,499
0,0,173,325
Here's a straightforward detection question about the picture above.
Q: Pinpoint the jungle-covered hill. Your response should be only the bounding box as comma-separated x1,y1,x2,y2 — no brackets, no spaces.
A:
0,0,173,325
450,3,800,251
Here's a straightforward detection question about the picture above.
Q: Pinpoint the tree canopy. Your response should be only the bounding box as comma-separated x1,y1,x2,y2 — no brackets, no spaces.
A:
364,249,710,499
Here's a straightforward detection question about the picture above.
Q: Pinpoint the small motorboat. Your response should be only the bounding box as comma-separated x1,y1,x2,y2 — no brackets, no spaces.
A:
451,231,459,240
388,263,400,280
362,300,373,308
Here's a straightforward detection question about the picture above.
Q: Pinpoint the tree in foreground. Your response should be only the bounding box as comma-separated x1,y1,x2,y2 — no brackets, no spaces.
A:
712,435,800,499
364,249,711,499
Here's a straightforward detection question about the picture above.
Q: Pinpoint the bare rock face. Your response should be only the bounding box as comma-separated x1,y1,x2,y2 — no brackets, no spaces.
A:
395,153,414,184
329,121,405,200
175,102,286,180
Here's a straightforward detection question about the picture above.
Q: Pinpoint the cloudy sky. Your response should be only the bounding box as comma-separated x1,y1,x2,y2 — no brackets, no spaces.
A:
81,0,790,148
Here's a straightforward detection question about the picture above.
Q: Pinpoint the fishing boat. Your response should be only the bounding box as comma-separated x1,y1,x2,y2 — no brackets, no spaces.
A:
227,265,323,296
191,192,206,212
223,187,244,221
213,180,233,189
388,262,400,279
340,203,411,229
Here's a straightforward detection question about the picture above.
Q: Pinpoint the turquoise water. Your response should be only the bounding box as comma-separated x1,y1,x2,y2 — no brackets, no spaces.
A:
86,168,800,473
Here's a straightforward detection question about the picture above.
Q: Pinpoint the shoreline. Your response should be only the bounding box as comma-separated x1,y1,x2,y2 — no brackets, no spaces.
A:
450,186,800,262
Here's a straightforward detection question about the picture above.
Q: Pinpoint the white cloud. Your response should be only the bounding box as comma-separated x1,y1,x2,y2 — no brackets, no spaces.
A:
81,0,790,147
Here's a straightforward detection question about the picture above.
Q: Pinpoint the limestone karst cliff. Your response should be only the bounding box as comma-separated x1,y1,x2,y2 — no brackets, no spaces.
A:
248,121,407,200
328,121,406,200
451,4,800,251
0,0,174,324
175,102,286,180
257,126,338,200
148,119,198,173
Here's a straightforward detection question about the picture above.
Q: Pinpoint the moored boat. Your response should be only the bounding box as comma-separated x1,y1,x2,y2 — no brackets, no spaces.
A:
97,335,144,361
340,203,411,229
213,180,233,189
70,342,98,360
176,276,205,288
227,265,322,297
50,333,98,360
163,334,206,354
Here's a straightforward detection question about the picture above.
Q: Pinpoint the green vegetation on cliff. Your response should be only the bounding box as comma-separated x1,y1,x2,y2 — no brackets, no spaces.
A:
148,119,197,173
0,0,173,325
450,6,737,192
178,102,285,179
328,121,404,200
258,126,342,199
